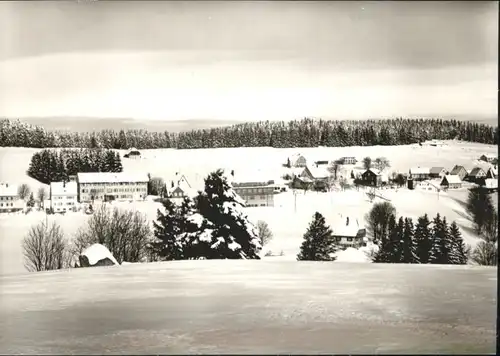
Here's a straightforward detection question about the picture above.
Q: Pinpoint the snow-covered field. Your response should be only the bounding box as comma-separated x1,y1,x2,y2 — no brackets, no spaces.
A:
0,141,497,275
0,261,496,354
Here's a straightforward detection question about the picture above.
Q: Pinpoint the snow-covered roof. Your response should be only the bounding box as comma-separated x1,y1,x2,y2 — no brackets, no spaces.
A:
231,170,275,185
469,167,485,177
81,243,119,266
50,181,78,196
430,167,446,174
410,167,430,175
289,153,306,164
450,165,466,175
290,167,306,176
330,214,364,238
77,172,149,183
308,166,330,179
0,183,18,196
441,175,462,185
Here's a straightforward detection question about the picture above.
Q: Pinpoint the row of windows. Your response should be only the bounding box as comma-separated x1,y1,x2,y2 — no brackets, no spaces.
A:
53,202,75,206
0,203,14,207
243,195,268,200
80,182,146,187
82,188,146,194
246,203,267,207
54,196,76,200
0,196,15,201
235,187,272,194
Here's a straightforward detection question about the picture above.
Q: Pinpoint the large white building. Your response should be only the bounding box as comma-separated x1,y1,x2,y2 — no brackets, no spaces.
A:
77,172,149,203
0,183,23,213
50,181,78,213
230,170,275,208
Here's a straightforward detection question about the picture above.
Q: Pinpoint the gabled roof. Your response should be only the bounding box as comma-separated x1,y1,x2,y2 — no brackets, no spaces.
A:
308,166,330,179
290,167,308,176
430,167,446,174
469,167,486,177
329,214,364,238
410,167,430,175
441,175,462,185
450,165,466,175
50,181,78,196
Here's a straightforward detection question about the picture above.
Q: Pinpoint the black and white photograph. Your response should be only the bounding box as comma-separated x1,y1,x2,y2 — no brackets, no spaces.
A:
0,0,497,354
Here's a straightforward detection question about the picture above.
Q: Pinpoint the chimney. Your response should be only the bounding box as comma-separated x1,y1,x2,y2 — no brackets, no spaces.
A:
346,217,349,226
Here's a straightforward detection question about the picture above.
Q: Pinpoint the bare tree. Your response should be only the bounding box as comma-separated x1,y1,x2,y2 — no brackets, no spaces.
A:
18,183,31,200
22,221,69,272
72,204,152,264
257,220,273,247
148,177,166,196
374,157,391,172
362,157,372,170
338,176,348,191
37,187,47,210
471,241,497,266
327,162,340,180
365,201,397,244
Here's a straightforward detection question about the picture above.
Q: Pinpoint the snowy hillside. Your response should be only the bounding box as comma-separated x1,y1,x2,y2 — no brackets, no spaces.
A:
0,141,497,275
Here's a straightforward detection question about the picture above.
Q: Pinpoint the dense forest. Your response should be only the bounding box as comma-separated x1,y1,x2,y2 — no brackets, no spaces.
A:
1,117,498,150
27,148,123,184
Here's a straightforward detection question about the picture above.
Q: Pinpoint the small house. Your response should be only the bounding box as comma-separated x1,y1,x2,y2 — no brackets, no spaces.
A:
288,153,307,168
449,165,468,181
361,169,385,187
337,157,357,165
486,166,498,179
409,167,431,181
169,174,196,199
124,148,141,159
467,167,487,183
479,154,496,163
330,215,366,249
440,175,462,190
290,166,314,181
0,183,23,213
429,167,448,179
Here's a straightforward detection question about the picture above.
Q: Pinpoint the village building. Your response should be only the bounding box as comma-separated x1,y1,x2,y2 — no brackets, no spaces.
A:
479,154,496,163
360,168,388,187
77,172,149,203
409,167,431,181
229,170,275,207
449,165,468,181
169,174,197,200
50,181,78,213
329,215,367,249
429,167,448,179
415,179,442,192
483,178,498,192
0,183,23,213
313,160,330,167
486,166,498,179
466,167,487,183
440,175,462,190
338,157,357,165
124,148,141,159
288,153,307,168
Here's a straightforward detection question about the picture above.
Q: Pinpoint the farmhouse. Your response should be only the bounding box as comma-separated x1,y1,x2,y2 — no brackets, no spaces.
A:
330,215,366,249
440,175,462,190
338,157,357,165
360,169,388,187
486,166,498,179
449,165,468,181
288,153,307,168
429,167,448,179
77,172,149,203
124,148,141,159
409,167,431,181
50,181,78,213
169,174,197,199
466,167,487,183
479,154,496,163
0,183,23,213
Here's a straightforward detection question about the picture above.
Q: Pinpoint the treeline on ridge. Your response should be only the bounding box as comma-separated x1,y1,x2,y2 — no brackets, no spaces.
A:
1,117,498,149
27,148,123,184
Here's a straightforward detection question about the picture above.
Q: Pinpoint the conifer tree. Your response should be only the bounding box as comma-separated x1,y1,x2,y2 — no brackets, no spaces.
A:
429,214,451,264
373,214,400,263
152,198,184,260
448,221,468,265
27,192,35,208
113,152,123,172
297,212,337,261
414,214,432,264
402,217,418,263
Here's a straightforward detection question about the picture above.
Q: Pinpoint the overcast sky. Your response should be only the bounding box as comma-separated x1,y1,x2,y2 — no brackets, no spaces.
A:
0,1,497,122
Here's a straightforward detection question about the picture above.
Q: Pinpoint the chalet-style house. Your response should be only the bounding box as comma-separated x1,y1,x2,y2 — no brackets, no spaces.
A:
360,169,388,187
409,167,431,181
169,174,196,199
486,166,498,179
50,181,78,213
449,165,468,181
124,148,141,159
231,173,275,207
288,153,307,168
0,183,23,213
330,215,367,249
479,154,496,163
77,172,149,202
466,167,487,183
429,167,448,179
338,157,357,165
440,175,462,190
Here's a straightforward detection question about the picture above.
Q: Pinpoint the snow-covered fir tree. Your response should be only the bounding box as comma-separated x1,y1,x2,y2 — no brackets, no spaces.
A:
189,170,261,259
113,152,123,172
26,192,35,208
402,217,418,263
448,221,468,265
152,198,184,260
429,214,452,264
414,214,432,264
297,212,337,261
374,214,401,263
